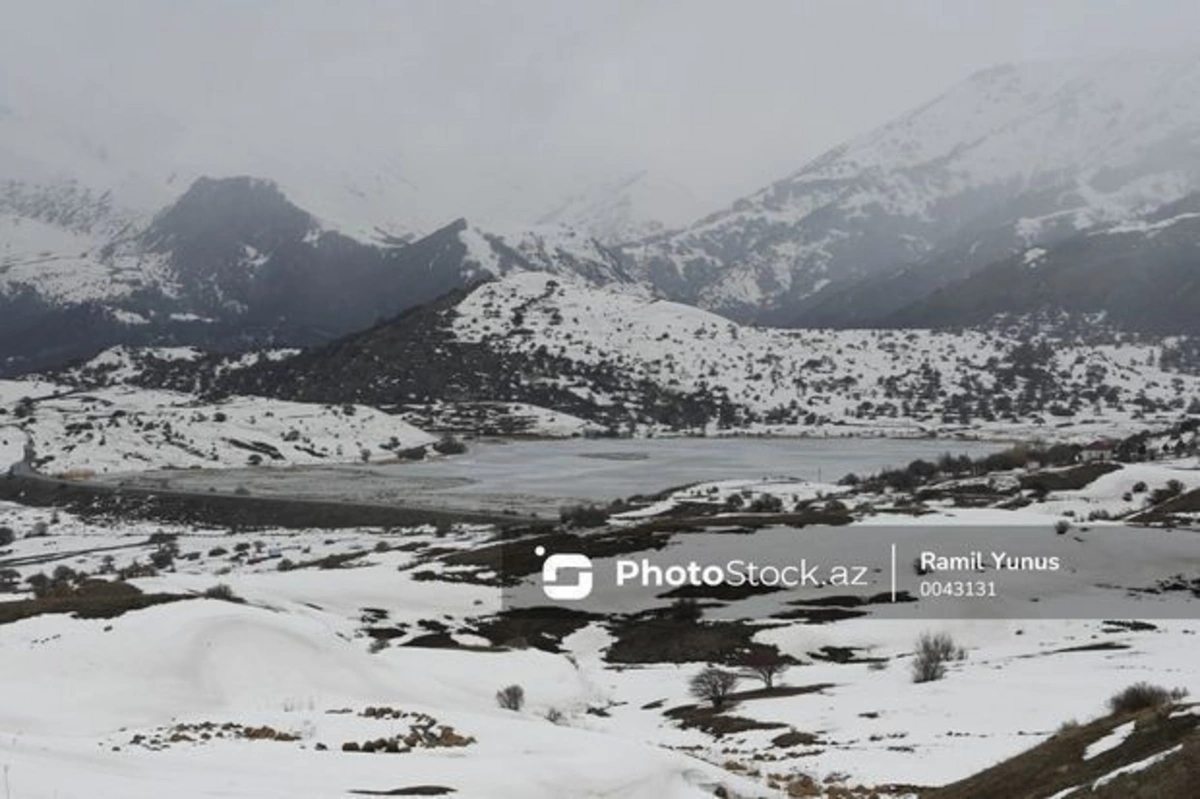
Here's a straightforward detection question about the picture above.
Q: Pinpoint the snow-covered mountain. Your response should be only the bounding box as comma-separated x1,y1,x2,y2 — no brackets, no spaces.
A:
211,272,1200,438
620,54,1200,323
0,175,634,375
6,53,1200,376
883,193,1200,333
537,171,705,244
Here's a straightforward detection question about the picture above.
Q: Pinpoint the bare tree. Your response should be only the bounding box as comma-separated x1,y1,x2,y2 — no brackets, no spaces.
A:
740,648,789,690
689,667,739,710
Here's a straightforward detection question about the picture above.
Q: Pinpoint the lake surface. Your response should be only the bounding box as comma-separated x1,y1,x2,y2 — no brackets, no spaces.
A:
111,437,1004,517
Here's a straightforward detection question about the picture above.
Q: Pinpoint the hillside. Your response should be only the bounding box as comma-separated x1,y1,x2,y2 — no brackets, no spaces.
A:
926,704,1200,799
883,194,1200,333
201,273,1200,438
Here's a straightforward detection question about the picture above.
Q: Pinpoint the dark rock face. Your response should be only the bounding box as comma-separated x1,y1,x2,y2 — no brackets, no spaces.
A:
883,194,1200,334
0,177,492,375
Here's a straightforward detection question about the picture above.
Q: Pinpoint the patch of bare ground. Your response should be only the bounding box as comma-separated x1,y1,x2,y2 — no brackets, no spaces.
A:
440,527,669,583
0,579,192,625
1018,641,1130,658
761,770,925,798
1018,462,1123,492
665,684,835,737
470,606,599,653
806,646,886,665
774,592,917,625
284,550,372,570
126,722,300,750
605,614,778,664
627,508,854,533
349,788,455,797
1129,487,1200,525
922,704,1200,799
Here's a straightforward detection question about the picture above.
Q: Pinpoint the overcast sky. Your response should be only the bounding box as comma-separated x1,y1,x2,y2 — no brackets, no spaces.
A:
4,0,1200,226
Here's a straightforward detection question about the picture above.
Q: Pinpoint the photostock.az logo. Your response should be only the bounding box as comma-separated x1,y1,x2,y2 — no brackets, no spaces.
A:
536,546,593,601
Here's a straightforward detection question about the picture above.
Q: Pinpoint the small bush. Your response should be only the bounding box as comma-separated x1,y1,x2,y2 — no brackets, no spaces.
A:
27,572,53,599
911,632,966,683
669,597,703,622
433,436,468,456
203,583,239,602
1056,718,1081,736
1150,479,1186,505
560,504,609,528
149,548,175,569
0,526,14,546
747,494,784,513
1054,519,1071,536
496,684,525,711
1107,682,1188,715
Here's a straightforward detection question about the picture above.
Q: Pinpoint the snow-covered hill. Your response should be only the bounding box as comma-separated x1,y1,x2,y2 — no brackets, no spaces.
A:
621,54,1200,323
448,274,1200,435
214,272,1200,438
0,378,435,475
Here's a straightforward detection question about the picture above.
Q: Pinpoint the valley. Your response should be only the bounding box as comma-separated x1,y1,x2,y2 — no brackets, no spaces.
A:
2,25,1200,798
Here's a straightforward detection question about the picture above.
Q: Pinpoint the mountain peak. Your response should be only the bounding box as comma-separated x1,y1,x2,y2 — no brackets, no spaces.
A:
537,171,705,244
620,53,1200,322
144,176,315,253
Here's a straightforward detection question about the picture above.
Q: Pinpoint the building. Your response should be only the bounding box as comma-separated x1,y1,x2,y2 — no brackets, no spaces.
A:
1080,439,1115,462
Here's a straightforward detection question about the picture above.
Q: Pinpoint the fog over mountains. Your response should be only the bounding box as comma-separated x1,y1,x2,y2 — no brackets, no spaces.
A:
3,53,1200,374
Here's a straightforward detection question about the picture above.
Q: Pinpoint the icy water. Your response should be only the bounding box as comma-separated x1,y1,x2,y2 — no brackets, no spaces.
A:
110,437,1004,517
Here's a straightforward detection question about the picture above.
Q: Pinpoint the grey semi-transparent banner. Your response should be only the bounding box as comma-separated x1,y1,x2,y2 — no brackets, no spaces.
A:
499,524,1200,620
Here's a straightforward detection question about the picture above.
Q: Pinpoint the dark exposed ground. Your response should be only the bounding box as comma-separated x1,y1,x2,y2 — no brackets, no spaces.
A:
0,462,536,530
923,704,1200,799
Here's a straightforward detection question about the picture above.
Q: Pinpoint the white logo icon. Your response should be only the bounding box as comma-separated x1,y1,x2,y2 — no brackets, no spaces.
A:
537,546,593,601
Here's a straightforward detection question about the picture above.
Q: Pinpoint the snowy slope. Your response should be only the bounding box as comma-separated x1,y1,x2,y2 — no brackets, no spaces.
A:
0,378,436,474
1,495,1198,796
447,272,1200,436
455,220,635,287
537,171,706,244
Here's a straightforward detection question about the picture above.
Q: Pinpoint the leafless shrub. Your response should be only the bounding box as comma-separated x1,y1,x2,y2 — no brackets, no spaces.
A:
496,684,525,711
911,632,966,683
1107,682,1188,714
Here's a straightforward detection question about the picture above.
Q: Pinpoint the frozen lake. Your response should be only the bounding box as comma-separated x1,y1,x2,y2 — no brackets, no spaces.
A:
109,436,1004,517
